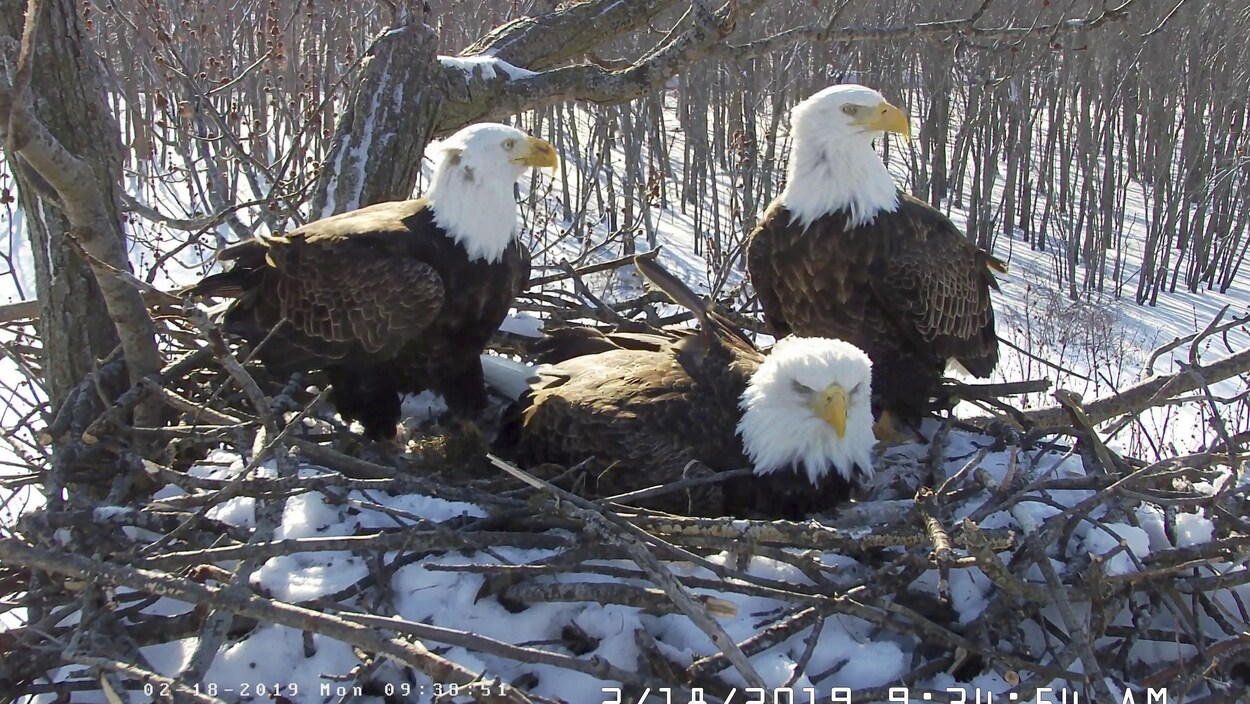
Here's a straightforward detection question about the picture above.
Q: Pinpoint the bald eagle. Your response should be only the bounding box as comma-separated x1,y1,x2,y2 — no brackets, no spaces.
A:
189,123,558,439
486,256,876,519
746,85,1004,430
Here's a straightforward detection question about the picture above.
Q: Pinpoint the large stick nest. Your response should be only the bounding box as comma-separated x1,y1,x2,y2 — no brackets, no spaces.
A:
1,289,1248,704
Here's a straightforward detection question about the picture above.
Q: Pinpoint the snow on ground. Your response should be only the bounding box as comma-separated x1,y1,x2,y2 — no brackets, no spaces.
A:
24,422,1248,702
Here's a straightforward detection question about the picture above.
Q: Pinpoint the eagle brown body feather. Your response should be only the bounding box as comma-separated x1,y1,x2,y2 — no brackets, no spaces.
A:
190,198,530,438
497,321,858,519
747,191,1000,420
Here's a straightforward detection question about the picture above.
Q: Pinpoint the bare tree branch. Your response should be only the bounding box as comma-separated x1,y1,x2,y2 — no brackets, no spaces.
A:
1006,345,1250,431
463,0,684,70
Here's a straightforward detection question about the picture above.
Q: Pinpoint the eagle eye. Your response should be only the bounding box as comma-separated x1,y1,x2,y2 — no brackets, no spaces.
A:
503,138,517,150
841,104,861,116
791,380,814,397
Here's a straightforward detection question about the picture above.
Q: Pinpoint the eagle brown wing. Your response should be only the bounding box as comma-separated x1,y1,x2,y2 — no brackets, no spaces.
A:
869,194,1000,375
507,335,757,513
745,202,795,338
263,234,444,357
195,199,448,365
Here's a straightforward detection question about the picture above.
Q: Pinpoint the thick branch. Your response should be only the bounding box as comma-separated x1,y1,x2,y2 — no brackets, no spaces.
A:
1009,346,1250,431
437,0,752,131
309,20,442,215
462,0,682,70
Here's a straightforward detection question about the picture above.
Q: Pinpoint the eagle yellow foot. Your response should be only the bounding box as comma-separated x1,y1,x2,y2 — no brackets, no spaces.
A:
873,411,917,447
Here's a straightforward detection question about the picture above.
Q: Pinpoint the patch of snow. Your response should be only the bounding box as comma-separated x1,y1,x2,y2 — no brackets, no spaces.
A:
1134,504,1170,550
1173,512,1214,548
480,352,544,402
255,552,368,602
807,638,905,690
356,492,485,526
949,568,993,625
1081,523,1151,576
500,310,544,337
204,624,364,698
439,55,536,82
400,390,449,425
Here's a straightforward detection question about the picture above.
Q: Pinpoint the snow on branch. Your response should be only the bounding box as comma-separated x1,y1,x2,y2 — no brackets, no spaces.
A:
435,0,1162,130
437,0,756,129
461,0,685,71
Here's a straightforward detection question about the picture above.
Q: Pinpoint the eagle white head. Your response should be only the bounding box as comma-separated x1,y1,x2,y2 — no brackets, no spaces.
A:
426,123,558,262
781,84,911,229
737,336,876,486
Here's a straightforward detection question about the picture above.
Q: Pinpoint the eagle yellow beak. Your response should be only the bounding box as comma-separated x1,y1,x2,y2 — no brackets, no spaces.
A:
857,101,911,140
518,135,559,169
808,383,849,439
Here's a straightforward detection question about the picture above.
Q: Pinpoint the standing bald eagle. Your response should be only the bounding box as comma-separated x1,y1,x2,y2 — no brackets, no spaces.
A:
746,85,1004,430
486,256,876,519
190,123,558,439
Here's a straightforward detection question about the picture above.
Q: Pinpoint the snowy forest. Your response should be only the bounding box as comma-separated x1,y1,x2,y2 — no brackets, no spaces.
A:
1,0,1249,702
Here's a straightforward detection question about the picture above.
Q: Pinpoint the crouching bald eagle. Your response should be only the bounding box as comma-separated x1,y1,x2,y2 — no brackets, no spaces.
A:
485,256,876,519
746,84,1004,433
189,123,558,439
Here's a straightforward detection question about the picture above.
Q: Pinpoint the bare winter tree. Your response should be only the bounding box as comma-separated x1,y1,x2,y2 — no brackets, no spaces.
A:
6,1,1250,700
0,0,162,441
309,0,750,216
0,0,1218,454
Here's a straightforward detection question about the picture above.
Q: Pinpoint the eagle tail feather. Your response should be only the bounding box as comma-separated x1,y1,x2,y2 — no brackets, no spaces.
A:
985,253,1008,274
527,326,624,364
480,353,543,402
954,353,996,379
632,254,710,319
182,270,247,298
217,237,269,262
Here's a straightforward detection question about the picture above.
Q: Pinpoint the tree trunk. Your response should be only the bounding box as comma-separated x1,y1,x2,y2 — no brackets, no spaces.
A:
308,0,712,219
0,0,137,417
310,18,444,217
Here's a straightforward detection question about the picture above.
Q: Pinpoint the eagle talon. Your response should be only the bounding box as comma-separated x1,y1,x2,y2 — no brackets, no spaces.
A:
873,411,925,447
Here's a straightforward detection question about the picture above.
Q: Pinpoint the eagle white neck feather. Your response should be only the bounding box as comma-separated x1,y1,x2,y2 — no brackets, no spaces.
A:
737,337,876,485
426,149,519,264
780,135,899,230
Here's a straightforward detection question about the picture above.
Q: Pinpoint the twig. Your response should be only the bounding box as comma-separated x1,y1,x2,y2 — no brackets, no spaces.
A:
0,538,534,703
488,453,768,689
600,465,753,506
914,487,954,604
145,530,571,570
60,655,223,704
628,513,1015,554
497,581,736,617
527,247,659,288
